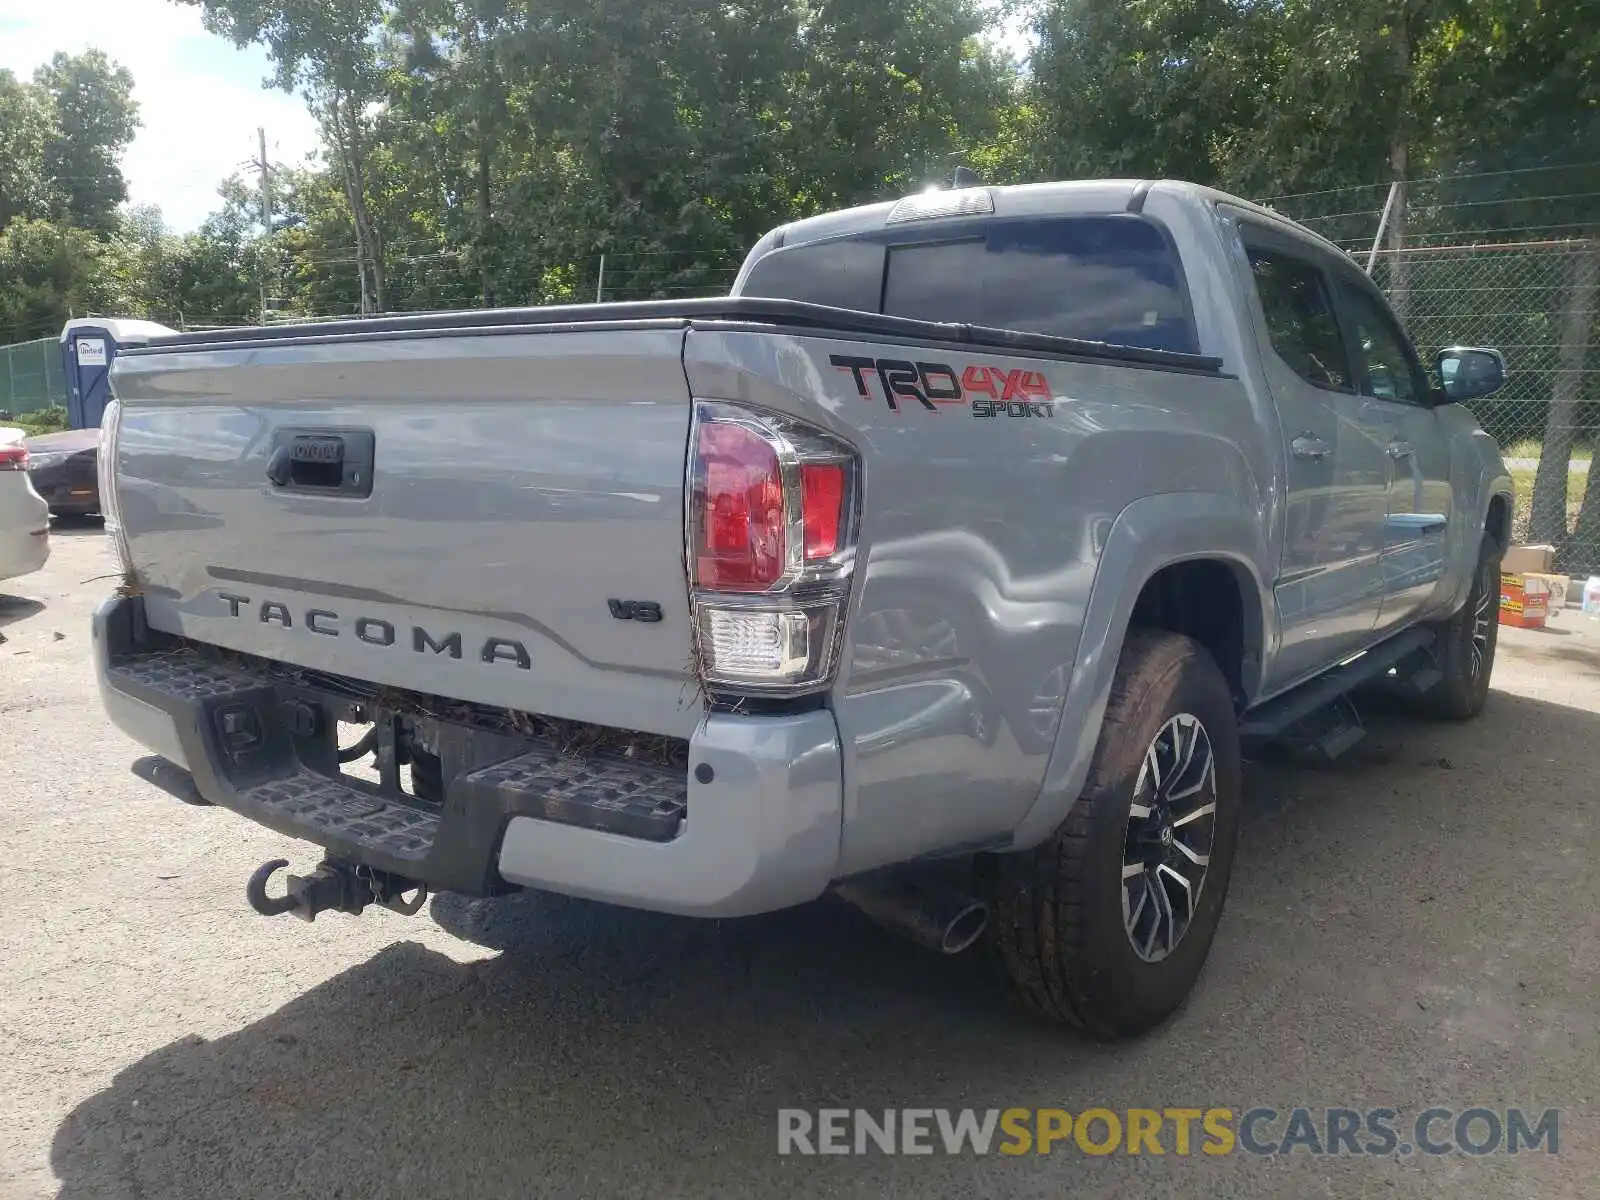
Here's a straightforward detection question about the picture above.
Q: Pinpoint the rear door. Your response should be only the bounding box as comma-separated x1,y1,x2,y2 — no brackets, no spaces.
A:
1329,274,1455,629
1238,224,1392,692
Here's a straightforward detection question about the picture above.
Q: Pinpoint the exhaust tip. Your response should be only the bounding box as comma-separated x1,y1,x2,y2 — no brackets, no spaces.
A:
833,875,991,956
940,902,990,955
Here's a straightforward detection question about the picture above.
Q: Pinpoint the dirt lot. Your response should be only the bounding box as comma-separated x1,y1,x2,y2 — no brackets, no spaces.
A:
3,524,1597,1199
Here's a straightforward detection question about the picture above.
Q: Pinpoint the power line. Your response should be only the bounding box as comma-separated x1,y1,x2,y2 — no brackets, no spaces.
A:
1327,223,1596,248
1258,182,1391,204
1293,206,1389,223
1414,190,1600,212
1258,160,1600,205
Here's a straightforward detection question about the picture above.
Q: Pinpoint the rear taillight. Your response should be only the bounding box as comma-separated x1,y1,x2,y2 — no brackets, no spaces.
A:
694,420,786,591
0,445,26,471
800,463,845,560
688,402,859,695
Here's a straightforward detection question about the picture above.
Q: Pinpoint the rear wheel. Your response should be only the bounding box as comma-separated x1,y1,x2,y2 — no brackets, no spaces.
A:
990,630,1243,1039
1413,533,1501,720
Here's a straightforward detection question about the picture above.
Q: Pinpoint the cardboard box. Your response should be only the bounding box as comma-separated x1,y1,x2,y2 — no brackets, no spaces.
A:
1523,572,1571,612
1502,544,1557,574
1499,572,1550,629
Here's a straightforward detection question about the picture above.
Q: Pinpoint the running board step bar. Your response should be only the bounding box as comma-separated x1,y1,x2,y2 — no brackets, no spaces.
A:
1240,627,1436,740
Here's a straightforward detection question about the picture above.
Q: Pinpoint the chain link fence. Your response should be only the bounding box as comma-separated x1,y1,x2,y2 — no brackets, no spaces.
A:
0,336,67,419
1368,238,1599,576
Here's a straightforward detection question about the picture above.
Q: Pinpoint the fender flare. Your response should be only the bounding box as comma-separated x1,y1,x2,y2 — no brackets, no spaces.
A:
1482,470,1515,546
1006,492,1274,852
1436,463,1514,619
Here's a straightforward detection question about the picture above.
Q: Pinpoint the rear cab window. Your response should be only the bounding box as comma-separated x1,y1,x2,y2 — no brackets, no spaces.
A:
883,217,1198,353
734,235,886,314
739,212,1200,354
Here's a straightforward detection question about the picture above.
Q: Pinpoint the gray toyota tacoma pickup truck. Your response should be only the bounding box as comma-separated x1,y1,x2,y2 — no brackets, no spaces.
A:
94,179,1513,1038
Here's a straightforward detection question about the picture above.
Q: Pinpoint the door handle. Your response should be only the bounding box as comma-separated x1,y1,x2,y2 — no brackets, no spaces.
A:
1291,433,1331,460
1387,441,1415,459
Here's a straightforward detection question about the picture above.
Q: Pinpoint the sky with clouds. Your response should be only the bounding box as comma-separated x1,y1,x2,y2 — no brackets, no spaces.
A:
0,0,321,233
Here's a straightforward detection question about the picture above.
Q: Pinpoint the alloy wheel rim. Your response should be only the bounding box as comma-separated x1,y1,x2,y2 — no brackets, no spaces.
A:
1122,712,1217,963
1470,564,1494,680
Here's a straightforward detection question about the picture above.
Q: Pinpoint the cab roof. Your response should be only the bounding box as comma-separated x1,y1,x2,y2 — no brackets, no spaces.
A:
761,178,1342,256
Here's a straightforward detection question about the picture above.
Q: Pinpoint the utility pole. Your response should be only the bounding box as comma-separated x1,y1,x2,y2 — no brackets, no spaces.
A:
1387,138,1408,321
255,127,273,324
1386,9,1411,322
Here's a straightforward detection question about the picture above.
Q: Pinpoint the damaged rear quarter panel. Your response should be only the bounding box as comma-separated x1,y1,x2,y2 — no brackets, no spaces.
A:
683,326,1271,875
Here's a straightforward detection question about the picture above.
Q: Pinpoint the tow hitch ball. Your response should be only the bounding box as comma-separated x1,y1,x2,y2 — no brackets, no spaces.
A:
246,857,428,921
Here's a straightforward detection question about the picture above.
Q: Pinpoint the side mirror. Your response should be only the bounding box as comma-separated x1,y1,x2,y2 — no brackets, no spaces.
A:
1435,346,1506,401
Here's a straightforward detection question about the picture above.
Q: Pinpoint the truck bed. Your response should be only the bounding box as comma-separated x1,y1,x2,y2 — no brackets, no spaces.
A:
110,299,1222,740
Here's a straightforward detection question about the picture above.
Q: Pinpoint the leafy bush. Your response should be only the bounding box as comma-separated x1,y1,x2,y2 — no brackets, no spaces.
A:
15,405,69,434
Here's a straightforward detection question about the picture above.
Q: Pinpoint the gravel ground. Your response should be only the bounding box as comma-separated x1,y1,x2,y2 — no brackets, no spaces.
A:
2,523,1597,1199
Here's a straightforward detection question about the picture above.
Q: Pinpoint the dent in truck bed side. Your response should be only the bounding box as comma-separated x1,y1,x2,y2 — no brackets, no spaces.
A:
1011,492,1275,852
682,327,1276,875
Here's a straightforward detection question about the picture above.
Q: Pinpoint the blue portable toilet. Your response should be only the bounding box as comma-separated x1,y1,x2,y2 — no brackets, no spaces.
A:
60,318,176,429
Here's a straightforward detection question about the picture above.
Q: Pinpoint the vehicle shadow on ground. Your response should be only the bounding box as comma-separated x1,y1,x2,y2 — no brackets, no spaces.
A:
0,595,45,627
48,689,1598,1199
48,514,105,538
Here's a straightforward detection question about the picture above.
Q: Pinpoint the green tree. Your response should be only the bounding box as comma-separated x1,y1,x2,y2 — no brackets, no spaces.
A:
0,70,59,228
793,0,1020,205
181,0,392,311
1029,0,1255,185
0,219,123,341
32,50,140,232
388,0,510,305
484,0,803,298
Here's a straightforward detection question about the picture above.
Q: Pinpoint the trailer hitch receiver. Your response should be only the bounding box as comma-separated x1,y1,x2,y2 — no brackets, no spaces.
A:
246,857,428,921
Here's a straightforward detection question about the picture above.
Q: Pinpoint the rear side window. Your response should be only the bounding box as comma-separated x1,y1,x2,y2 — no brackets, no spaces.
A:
882,216,1197,353
1246,248,1353,391
737,237,885,314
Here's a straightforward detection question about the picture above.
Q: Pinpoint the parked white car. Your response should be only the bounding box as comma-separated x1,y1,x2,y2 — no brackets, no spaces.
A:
0,427,50,585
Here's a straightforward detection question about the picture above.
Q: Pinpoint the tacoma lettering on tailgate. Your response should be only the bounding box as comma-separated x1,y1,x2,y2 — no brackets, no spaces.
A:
216,592,532,669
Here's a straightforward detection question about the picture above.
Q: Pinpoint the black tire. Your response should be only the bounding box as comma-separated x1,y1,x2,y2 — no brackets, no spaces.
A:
990,629,1243,1039
1413,533,1502,721
410,747,445,804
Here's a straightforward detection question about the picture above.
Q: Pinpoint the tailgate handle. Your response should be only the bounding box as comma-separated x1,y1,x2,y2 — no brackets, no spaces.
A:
267,429,375,498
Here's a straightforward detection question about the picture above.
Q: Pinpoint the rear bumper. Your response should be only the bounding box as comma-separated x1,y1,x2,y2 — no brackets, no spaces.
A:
0,522,49,583
94,594,844,917
40,492,99,517
29,462,99,514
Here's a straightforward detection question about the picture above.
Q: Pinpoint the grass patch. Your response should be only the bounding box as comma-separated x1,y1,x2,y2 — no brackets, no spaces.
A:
6,405,69,435
1504,437,1592,464
1509,465,1584,545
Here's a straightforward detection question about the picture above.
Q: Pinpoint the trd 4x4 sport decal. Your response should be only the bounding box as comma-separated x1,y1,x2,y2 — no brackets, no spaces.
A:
828,354,1054,417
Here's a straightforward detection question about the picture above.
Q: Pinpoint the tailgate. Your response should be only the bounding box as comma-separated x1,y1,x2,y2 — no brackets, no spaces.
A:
109,326,700,738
